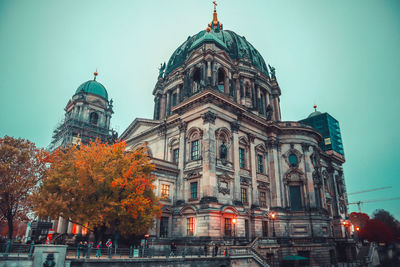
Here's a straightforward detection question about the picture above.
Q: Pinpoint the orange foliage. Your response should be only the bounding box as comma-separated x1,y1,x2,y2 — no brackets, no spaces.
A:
31,140,161,236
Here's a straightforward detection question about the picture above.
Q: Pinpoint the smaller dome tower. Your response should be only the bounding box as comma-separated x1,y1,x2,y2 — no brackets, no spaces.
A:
49,71,117,150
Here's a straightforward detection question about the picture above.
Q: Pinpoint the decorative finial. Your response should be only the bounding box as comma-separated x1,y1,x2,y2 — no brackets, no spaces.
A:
93,69,98,81
313,104,317,111
207,0,223,32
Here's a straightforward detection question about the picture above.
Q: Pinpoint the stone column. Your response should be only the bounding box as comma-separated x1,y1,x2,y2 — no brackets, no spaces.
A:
235,78,240,104
56,217,65,233
231,121,241,202
177,121,187,202
176,87,180,105
67,221,73,234
272,94,281,121
256,86,261,114
166,91,171,117
160,94,167,119
249,134,258,206
201,111,217,197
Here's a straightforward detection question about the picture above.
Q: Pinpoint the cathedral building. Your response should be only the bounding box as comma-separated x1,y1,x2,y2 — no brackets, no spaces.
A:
120,4,352,265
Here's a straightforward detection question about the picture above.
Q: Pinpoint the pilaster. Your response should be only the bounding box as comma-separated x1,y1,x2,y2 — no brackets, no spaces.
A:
231,121,241,202
201,111,217,197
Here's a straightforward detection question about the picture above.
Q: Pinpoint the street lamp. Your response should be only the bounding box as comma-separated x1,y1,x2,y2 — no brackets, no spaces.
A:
269,212,276,237
232,218,237,245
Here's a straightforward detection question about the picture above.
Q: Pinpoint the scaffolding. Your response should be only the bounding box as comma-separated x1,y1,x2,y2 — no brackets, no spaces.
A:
49,117,118,151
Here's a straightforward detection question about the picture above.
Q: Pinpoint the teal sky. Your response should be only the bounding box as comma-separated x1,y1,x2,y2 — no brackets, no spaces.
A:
1,0,399,219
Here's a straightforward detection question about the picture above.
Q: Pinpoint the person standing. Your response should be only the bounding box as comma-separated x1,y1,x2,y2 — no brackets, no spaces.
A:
96,241,102,258
77,241,83,259
82,241,88,258
106,239,113,258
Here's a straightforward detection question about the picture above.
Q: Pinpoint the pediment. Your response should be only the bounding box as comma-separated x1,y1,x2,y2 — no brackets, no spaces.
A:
120,118,160,141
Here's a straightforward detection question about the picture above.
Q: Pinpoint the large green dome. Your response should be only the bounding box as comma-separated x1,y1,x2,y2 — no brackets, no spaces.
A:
75,80,108,100
164,29,270,77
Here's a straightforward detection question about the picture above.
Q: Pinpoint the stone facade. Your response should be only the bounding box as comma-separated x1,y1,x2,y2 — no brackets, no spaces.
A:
119,6,353,266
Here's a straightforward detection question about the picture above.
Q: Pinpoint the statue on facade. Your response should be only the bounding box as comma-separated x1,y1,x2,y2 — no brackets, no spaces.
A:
158,62,166,78
220,141,228,160
268,64,276,79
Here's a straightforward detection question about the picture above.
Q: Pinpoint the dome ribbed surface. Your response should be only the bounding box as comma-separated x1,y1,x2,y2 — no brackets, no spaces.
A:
164,29,270,77
75,80,108,100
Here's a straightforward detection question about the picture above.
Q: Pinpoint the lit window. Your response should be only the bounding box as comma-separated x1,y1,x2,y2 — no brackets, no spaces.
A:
257,154,264,173
260,191,266,207
289,186,302,211
190,182,198,200
241,187,248,204
239,148,245,169
191,140,199,160
187,217,194,236
288,153,298,167
173,149,179,164
161,184,170,198
224,218,232,236
160,216,169,237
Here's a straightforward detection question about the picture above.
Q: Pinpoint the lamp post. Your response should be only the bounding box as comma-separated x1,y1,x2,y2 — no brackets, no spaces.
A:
270,212,276,237
232,218,237,245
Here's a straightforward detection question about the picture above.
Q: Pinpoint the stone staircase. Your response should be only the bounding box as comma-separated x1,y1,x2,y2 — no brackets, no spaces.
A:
229,237,269,267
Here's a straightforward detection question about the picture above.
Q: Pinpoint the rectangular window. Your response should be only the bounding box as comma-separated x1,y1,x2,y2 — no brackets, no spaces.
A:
190,182,198,200
262,221,268,237
257,154,264,173
260,191,266,207
224,218,232,236
173,148,179,164
191,140,199,160
172,93,177,107
239,148,245,169
161,184,170,198
160,216,169,237
289,186,302,211
187,217,194,236
241,187,248,204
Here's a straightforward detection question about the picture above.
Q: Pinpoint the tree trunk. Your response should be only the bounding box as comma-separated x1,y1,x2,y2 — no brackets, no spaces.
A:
7,212,13,240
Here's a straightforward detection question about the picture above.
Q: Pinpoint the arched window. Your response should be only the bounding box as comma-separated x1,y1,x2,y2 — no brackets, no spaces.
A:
217,68,225,93
89,112,99,125
192,68,201,93
288,153,299,167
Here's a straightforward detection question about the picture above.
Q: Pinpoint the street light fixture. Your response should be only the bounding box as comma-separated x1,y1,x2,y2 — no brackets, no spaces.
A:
232,218,237,245
269,212,276,237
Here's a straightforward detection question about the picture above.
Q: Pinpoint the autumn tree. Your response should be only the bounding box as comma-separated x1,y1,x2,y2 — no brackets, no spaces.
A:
360,219,394,245
32,140,161,238
372,209,400,240
0,136,48,239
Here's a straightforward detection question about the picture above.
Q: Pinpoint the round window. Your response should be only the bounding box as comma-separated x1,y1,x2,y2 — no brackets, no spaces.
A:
288,153,298,167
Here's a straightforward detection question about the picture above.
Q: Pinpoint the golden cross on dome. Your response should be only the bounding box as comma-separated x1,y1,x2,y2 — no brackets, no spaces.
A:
213,1,217,11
